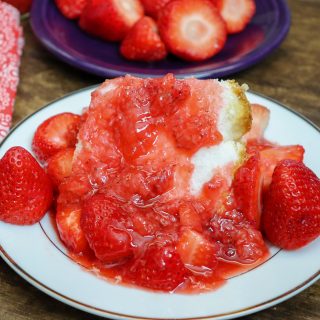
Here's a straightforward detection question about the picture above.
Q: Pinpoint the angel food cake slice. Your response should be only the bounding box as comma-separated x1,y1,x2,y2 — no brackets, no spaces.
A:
56,74,268,292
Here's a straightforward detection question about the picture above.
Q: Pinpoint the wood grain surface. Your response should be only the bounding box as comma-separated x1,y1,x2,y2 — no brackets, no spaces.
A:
1,0,319,319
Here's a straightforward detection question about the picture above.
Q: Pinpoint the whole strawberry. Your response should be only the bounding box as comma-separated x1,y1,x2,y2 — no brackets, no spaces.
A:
262,160,320,249
0,147,53,225
120,17,167,62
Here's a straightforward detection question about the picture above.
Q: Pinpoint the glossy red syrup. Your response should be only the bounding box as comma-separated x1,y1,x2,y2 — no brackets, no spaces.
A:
55,75,269,293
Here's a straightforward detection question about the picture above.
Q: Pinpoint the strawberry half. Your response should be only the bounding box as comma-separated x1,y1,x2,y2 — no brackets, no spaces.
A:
158,0,227,61
243,104,270,142
79,0,144,42
55,0,87,19
262,160,320,249
177,229,217,269
260,145,305,191
47,148,75,189
140,0,172,19
219,0,256,34
233,153,262,228
81,193,134,263
120,17,167,62
0,147,53,225
56,202,89,253
126,237,190,291
32,112,81,163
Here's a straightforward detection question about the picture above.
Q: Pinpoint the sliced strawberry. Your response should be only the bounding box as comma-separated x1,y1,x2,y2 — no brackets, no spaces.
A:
47,148,75,188
243,104,270,142
0,147,53,225
126,237,189,291
177,229,217,269
158,0,227,61
219,0,256,34
233,153,262,228
32,113,81,163
140,0,172,19
260,145,305,191
81,193,134,263
246,140,274,156
262,160,320,249
120,17,167,62
56,203,90,253
179,202,202,232
55,0,87,19
79,0,144,42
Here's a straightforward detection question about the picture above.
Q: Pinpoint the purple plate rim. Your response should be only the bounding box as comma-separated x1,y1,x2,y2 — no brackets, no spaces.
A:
30,0,291,79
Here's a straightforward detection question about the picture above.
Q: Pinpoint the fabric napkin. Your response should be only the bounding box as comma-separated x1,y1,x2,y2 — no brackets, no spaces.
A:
0,1,23,142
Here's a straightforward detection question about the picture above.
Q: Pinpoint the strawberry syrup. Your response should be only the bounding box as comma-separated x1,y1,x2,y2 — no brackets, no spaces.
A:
54,75,270,293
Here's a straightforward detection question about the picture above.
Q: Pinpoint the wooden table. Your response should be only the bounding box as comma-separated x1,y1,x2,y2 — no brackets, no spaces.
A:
1,0,319,319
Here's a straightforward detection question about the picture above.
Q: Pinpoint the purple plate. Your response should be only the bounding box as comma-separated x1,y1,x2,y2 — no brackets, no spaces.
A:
30,0,290,79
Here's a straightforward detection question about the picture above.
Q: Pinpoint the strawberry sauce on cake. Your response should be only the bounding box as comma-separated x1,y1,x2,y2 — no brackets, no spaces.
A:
56,74,269,292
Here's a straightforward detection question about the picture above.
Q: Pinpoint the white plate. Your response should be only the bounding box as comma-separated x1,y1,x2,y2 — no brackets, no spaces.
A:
0,87,319,320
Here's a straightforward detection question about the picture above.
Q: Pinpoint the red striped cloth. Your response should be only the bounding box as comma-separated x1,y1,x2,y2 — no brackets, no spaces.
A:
0,1,23,142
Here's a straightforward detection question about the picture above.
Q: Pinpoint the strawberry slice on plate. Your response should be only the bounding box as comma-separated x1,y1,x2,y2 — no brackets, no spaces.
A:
79,0,144,42
260,145,305,191
120,17,167,62
219,0,256,34
56,202,89,253
47,148,75,188
127,238,190,291
243,104,270,142
158,0,227,61
233,153,262,228
262,160,320,249
0,147,53,225
55,0,87,19
32,112,81,163
177,229,217,269
81,193,134,263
